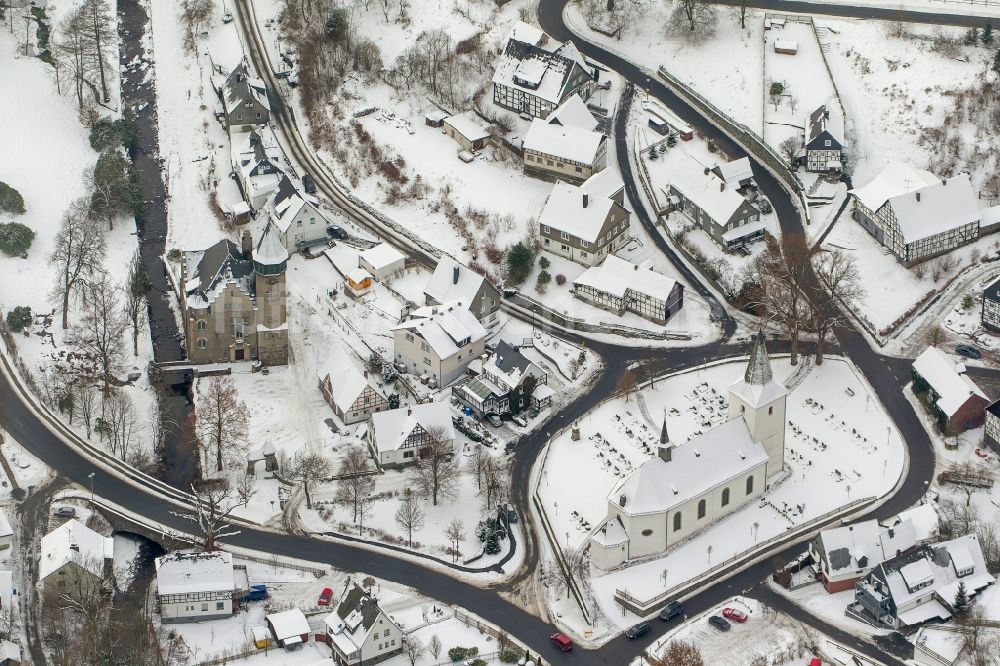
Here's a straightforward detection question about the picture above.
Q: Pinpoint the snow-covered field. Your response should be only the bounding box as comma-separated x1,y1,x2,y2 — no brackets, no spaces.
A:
537,355,905,628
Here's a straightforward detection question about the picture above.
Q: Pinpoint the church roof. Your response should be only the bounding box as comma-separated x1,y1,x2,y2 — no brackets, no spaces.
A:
745,331,772,384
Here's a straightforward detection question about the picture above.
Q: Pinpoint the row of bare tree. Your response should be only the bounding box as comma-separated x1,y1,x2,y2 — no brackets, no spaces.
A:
38,0,115,114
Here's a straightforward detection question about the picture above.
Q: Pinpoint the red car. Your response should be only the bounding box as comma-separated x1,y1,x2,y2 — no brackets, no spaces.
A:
550,633,573,652
317,587,334,606
722,607,748,623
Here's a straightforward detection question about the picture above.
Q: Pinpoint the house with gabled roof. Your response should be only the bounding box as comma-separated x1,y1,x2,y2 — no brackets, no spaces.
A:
538,179,630,267
711,157,754,190
805,98,846,174
231,128,284,211
221,60,271,133
423,256,501,327
393,302,488,387
491,22,597,119
155,550,237,623
850,163,981,265
573,255,685,324
912,347,989,436
324,582,404,666
850,534,994,629
664,154,762,248
981,275,1000,333
358,243,406,281
546,93,598,132
179,222,289,365
264,175,329,253
809,518,919,593
522,116,607,185
455,341,552,418
318,353,389,425
367,402,455,468
39,519,114,603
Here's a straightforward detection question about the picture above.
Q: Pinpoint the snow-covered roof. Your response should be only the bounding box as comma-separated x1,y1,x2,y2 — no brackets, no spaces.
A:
712,157,754,188
358,243,406,272
224,61,270,115
325,583,399,655
610,419,768,515
591,516,628,547
729,333,789,409
666,155,756,226
395,303,488,360
155,550,235,596
267,175,324,234
914,626,965,664
255,220,289,266
807,97,845,147
773,38,798,51
444,111,491,143
574,255,678,301
318,356,385,411
266,608,310,641
538,181,621,244
581,167,625,200
546,94,598,132
183,239,255,309
817,520,883,573
424,256,492,309
884,504,940,543
504,21,545,49
369,402,455,453
346,268,373,285
523,118,604,165
39,519,113,581
493,55,568,105
0,641,19,664
850,162,940,212
885,174,981,244
913,346,988,418
481,340,541,392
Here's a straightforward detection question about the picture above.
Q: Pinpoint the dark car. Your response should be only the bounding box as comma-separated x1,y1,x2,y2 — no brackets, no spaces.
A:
550,633,573,652
659,600,683,621
244,584,269,601
327,225,348,239
955,344,982,360
625,622,651,639
504,503,518,524
317,587,334,606
54,507,76,518
708,615,731,632
301,173,317,194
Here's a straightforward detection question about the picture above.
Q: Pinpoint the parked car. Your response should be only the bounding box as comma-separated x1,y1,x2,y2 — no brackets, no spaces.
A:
327,225,348,239
504,503,517,524
221,11,233,23
301,173,317,194
625,622,651,640
317,587,334,606
708,615,731,632
659,600,683,621
722,607,748,623
550,633,573,652
955,344,982,359
808,659,822,666
54,507,76,518
485,413,503,428
512,414,527,428
244,584,269,601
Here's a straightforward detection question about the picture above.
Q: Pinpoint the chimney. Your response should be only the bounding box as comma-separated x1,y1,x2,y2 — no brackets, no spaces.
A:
703,167,710,175
942,179,947,186
452,265,460,285
241,229,253,257
407,406,412,416
582,192,589,208
363,370,368,379
619,494,627,507
720,182,725,192
916,192,921,202
70,543,80,552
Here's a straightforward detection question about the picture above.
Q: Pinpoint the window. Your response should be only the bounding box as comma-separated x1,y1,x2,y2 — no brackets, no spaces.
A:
580,251,588,258
575,166,582,173
543,225,551,233
697,499,706,519
526,154,534,162
197,338,207,350
196,320,207,331
546,160,553,166
746,476,754,495
309,217,315,225
420,341,430,352
405,332,414,342
580,240,589,248
768,406,773,415
560,231,570,241
236,113,242,121
423,358,432,366
673,512,682,532
297,220,302,228
256,112,261,119
544,238,550,245
556,162,563,168
384,630,389,638
201,603,208,611
721,488,730,506
403,451,414,458
216,602,225,610
824,140,831,147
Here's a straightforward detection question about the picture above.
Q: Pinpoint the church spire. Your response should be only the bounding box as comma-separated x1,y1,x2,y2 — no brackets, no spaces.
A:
658,409,672,462
744,330,773,385
660,410,669,445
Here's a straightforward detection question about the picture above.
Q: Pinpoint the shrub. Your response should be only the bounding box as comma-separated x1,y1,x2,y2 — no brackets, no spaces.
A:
448,646,479,662
505,242,533,285
0,182,25,215
89,117,138,152
538,256,550,270
555,274,567,286
0,222,35,256
537,270,551,285
499,649,520,663
325,8,350,42
5,306,32,333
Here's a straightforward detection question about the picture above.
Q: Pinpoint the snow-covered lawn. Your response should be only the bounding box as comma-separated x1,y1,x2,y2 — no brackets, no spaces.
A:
762,18,836,154
634,598,823,666
564,3,765,132
537,355,905,628
823,214,1000,335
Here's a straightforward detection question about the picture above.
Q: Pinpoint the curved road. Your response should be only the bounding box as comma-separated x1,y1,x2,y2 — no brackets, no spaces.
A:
2,0,991,664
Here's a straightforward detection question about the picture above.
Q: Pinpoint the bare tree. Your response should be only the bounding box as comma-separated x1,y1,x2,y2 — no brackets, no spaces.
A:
412,425,460,505
649,640,705,666
97,390,141,462
174,478,256,551
77,381,98,438
444,518,465,562
925,324,945,348
50,198,106,329
196,375,250,473
810,248,865,364
402,635,426,666
336,445,376,525
779,136,800,165
617,369,638,400
479,455,510,513
288,451,332,510
748,233,814,365
668,0,717,38
80,0,113,102
55,8,93,111
428,634,443,660
394,494,426,547
180,0,213,53
734,0,749,29
466,445,489,490
77,273,128,394
122,250,147,356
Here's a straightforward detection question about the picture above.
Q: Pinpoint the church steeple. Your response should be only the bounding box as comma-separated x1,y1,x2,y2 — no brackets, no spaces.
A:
658,410,671,462
744,330,773,385
660,412,669,445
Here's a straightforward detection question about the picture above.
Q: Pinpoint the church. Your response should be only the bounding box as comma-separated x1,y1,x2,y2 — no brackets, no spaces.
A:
590,332,788,570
